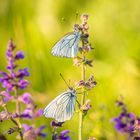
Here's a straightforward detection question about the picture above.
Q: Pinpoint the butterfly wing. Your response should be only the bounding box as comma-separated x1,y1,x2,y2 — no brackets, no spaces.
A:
43,92,67,119
51,31,81,58
43,90,76,122
55,93,76,122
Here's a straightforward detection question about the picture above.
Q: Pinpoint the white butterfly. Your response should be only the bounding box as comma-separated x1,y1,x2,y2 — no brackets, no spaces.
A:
51,30,81,58
43,88,76,122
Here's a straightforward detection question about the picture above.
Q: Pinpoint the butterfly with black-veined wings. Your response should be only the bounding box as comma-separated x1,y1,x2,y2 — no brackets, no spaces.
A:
43,88,76,122
51,26,81,58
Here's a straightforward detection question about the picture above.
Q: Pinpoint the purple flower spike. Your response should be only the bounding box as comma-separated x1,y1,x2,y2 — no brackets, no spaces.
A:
0,39,45,140
21,93,31,104
59,130,70,140
0,40,30,92
18,79,29,90
112,98,140,135
15,51,24,59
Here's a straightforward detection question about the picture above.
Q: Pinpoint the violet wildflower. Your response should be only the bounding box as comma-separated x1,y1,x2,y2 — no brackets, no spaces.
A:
112,98,140,139
112,100,136,133
80,100,92,112
1,91,13,103
6,40,16,71
52,130,70,140
0,72,9,82
51,121,64,127
51,121,69,140
6,60,16,70
35,109,43,117
21,108,32,119
15,51,24,60
21,93,31,104
76,75,96,90
36,125,47,138
22,124,46,140
59,130,70,140
22,124,36,140
12,112,32,119
22,124,32,132
0,39,46,139
85,75,97,90
21,106,43,119
18,79,29,90
16,68,30,78
2,79,14,92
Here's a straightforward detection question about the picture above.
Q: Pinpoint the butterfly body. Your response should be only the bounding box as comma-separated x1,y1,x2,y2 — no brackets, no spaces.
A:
43,88,76,122
51,31,81,58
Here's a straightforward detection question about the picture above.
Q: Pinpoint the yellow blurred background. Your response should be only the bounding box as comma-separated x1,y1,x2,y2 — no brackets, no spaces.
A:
0,0,140,139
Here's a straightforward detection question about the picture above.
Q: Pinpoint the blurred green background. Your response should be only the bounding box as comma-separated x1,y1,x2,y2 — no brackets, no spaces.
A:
0,0,140,139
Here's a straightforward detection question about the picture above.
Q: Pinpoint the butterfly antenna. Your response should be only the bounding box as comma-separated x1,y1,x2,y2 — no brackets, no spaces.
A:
73,12,80,32
60,73,70,88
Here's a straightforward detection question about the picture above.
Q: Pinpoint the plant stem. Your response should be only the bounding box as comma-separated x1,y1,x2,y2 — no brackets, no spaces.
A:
78,110,82,140
78,51,86,140
14,87,23,140
128,134,132,140
2,102,23,140
52,127,57,140
15,87,21,116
